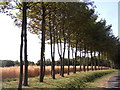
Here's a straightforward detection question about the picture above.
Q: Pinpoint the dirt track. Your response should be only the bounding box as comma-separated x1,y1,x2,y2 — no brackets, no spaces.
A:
108,72,120,88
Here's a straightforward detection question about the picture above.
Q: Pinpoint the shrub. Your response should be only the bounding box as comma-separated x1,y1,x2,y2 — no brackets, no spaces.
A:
0,60,15,67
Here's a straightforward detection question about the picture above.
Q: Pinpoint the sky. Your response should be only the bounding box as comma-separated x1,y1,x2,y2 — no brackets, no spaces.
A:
0,1,119,63
94,1,118,37
119,1,120,37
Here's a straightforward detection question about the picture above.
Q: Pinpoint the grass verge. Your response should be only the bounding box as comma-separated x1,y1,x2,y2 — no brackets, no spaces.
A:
2,69,117,88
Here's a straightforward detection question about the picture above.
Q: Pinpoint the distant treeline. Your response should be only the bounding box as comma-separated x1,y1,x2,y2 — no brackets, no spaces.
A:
36,57,111,67
0,60,35,67
0,57,111,67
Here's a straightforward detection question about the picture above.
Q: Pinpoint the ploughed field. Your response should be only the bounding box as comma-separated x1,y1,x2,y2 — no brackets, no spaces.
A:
1,65,109,80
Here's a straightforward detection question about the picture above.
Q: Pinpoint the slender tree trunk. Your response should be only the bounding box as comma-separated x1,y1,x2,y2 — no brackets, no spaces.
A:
90,50,93,71
60,29,63,76
49,12,55,79
40,2,46,82
98,51,100,70
52,29,56,79
43,57,45,76
71,47,74,66
74,41,78,73
83,50,86,72
83,46,86,72
51,56,55,79
52,10,56,79
101,52,104,70
56,40,62,76
52,25,56,79
86,50,89,71
93,51,97,70
79,50,82,72
62,25,66,77
56,29,62,76
62,41,66,77
71,46,74,72
23,2,28,86
18,19,24,89
67,40,70,75
106,53,109,69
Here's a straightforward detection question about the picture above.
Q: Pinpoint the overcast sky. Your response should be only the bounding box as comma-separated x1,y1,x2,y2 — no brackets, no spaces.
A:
0,1,119,63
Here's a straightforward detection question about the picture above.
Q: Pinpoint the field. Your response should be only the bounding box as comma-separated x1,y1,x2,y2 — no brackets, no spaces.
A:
1,65,109,80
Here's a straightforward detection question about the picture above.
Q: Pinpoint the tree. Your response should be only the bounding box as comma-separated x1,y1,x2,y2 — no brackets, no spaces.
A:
40,2,46,82
18,4,24,87
1,2,119,84
22,2,28,86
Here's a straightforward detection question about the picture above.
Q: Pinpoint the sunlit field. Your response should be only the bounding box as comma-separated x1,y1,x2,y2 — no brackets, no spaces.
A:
1,65,109,80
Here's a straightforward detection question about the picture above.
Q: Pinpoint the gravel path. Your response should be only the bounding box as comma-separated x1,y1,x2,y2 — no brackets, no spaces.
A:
108,72,120,88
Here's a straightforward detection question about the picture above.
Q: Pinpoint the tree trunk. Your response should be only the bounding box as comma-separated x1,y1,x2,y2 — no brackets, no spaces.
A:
56,29,62,76
61,25,66,77
51,56,55,79
67,40,70,75
90,50,93,71
98,51,100,70
62,40,66,77
43,57,45,76
51,29,56,79
60,29,62,76
49,12,55,79
86,50,89,71
74,41,78,73
83,50,86,72
93,51,97,70
79,50,82,72
23,2,28,86
71,46,74,72
18,18,24,89
40,2,46,82
83,46,86,72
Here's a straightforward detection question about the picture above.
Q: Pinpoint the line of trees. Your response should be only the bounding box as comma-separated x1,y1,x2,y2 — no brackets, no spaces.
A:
0,60,35,67
0,1,120,89
0,57,111,68
36,57,112,67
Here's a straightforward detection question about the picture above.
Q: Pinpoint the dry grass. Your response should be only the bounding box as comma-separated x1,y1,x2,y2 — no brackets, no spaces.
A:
1,65,109,80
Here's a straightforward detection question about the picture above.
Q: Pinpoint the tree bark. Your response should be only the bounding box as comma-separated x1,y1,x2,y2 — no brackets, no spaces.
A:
98,51,100,70
43,57,45,76
18,18,24,89
56,24,66,77
74,41,78,73
62,37,66,77
67,40,70,75
49,11,55,79
23,2,28,86
61,23,66,77
71,46,74,68
79,50,82,72
83,46,86,72
86,50,89,71
56,28,62,76
90,50,93,71
40,2,46,82
93,51,97,70
83,50,86,72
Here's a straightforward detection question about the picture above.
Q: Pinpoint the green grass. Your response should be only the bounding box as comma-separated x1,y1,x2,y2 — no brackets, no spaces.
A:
2,69,117,88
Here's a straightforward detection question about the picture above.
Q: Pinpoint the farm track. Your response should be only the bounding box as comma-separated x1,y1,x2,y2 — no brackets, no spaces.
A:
108,72,120,88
